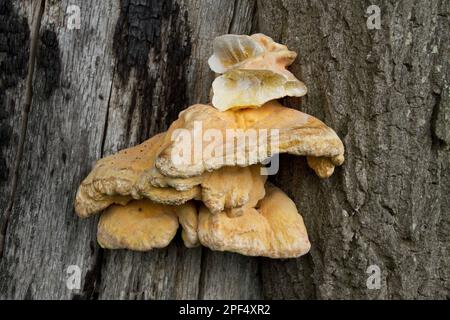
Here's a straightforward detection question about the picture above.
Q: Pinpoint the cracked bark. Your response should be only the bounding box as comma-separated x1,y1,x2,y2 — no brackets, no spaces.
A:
0,0,448,299
257,0,450,299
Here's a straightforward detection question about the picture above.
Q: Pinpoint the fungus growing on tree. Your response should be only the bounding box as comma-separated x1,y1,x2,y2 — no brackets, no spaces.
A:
75,134,266,217
74,33,344,259
155,100,344,179
74,133,200,218
208,34,307,111
198,184,311,258
97,200,198,250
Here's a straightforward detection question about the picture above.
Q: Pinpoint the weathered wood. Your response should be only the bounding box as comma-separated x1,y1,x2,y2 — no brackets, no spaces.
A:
0,0,118,299
0,0,448,300
0,0,34,255
198,252,262,299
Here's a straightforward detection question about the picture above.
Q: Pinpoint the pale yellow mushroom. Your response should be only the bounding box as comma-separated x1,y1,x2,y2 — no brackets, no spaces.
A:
74,133,200,218
141,164,267,214
201,165,267,215
176,201,200,248
208,34,307,111
97,199,199,250
307,156,343,178
156,100,344,179
75,133,267,218
97,199,178,250
208,34,266,73
198,184,311,258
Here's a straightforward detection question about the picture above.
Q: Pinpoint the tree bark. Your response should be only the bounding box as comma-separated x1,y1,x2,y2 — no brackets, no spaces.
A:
0,0,448,299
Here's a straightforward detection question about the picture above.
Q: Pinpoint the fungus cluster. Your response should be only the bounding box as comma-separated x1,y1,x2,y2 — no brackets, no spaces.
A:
75,34,344,258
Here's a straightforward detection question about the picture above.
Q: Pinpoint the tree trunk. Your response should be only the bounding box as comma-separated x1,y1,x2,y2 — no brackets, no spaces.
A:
0,0,448,299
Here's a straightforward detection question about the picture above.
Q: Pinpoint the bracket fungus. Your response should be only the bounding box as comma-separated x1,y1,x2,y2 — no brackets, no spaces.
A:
208,34,307,111
98,200,199,250
198,184,310,258
74,33,344,259
75,133,266,218
155,100,344,179
74,133,200,218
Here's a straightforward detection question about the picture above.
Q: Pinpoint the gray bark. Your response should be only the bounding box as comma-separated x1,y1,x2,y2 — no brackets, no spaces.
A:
0,0,448,299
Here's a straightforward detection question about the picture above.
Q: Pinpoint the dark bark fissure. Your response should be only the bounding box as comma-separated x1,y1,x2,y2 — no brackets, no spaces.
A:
101,69,116,157
277,0,288,42
113,0,157,143
228,0,239,34
0,0,45,258
196,247,208,299
250,0,259,34
73,245,104,300
35,28,61,100
112,0,191,140
72,70,117,302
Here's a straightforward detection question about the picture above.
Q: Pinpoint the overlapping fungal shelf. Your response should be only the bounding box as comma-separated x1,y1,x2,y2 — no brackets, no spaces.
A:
74,34,344,258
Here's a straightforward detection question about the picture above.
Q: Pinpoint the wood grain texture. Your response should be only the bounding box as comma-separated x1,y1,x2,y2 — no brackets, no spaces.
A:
0,0,33,255
0,0,118,299
0,0,448,299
